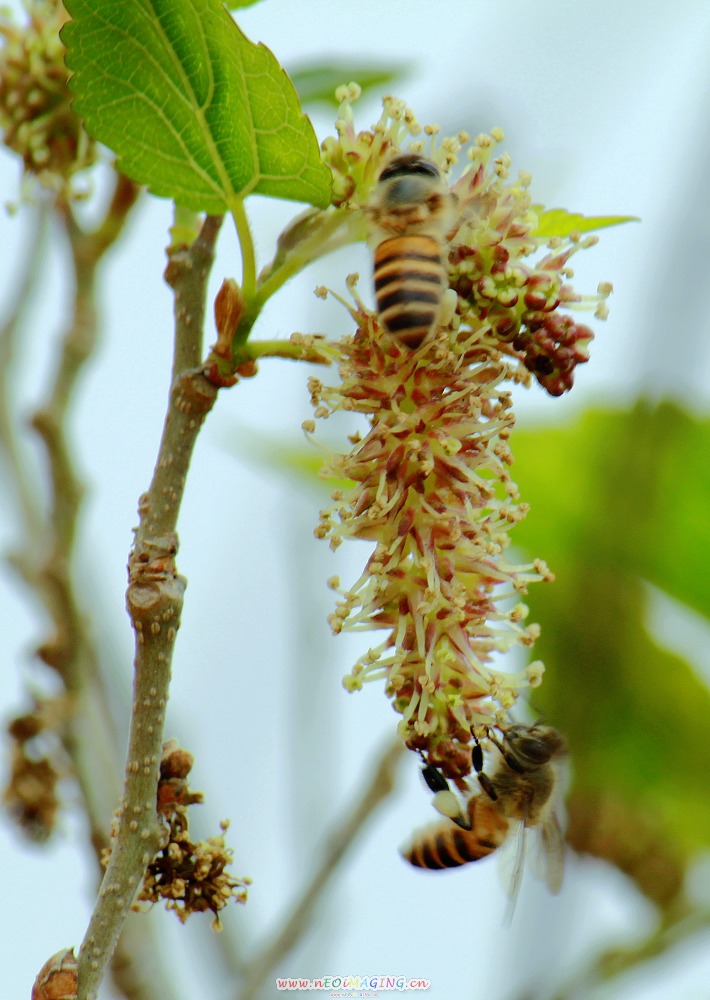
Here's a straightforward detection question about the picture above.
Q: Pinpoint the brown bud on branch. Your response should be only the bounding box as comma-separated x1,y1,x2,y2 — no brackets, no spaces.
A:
32,948,78,1000
213,278,244,359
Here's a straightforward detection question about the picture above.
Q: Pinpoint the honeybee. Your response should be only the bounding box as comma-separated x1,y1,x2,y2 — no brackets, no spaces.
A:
403,724,567,899
367,153,456,348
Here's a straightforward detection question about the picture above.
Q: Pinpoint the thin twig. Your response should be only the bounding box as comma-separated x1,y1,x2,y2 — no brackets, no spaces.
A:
76,214,224,1000
1,176,140,845
235,740,406,1000
22,176,139,831
0,203,49,540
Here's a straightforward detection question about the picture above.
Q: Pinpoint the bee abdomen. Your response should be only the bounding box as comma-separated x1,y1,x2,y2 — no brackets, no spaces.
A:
402,796,509,871
373,234,445,348
403,824,495,870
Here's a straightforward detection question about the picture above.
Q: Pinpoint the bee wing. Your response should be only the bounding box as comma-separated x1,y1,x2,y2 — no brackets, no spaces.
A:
531,758,567,894
531,811,565,894
496,820,527,920
497,813,565,917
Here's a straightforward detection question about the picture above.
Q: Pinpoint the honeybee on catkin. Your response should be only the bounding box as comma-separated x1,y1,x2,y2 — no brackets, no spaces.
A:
402,724,567,899
367,153,456,348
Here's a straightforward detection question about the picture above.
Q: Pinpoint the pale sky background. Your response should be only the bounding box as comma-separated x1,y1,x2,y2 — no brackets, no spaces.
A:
2,1,710,998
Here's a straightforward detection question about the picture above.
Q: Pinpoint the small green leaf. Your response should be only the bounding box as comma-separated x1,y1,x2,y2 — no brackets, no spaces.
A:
532,207,640,238
62,0,331,212
223,427,351,492
289,62,410,106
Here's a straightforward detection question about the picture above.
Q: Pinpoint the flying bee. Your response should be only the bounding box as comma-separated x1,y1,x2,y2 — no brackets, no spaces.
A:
367,153,456,348
402,724,567,900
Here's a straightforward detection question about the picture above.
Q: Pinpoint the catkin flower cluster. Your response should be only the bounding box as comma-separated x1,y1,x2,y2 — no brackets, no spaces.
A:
311,89,609,779
0,0,96,193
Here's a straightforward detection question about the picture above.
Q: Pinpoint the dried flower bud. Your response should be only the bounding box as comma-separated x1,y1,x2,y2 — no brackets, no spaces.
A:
160,739,194,780
7,712,43,742
3,741,60,841
137,743,249,923
157,740,202,815
136,814,250,926
235,358,258,378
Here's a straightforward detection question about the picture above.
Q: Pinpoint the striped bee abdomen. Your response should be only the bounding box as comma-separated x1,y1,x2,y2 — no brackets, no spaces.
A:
404,825,489,869
402,796,509,870
373,234,446,348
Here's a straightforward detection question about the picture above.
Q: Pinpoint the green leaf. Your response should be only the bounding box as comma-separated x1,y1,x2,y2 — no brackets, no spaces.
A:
511,403,710,884
532,207,640,238
224,0,264,7
289,62,410,106
61,0,332,212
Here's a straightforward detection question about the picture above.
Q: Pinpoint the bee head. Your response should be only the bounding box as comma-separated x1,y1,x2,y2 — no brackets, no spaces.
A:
502,724,566,772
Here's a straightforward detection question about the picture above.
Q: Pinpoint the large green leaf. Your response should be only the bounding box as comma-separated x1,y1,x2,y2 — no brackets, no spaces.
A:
61,0,332,212
511,403,710,873
532,207,639,238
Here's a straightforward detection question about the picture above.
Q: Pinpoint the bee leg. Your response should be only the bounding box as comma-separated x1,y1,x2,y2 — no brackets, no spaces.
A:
419,756,471,829
471,737,484,775
420,762,450,795
471,736,498,801
488,731,527,774
477,771,498,802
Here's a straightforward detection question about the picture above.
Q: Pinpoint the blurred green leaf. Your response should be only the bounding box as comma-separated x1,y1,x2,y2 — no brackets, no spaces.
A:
512,402,710,868
289,62,409,106
532,207,640,238
62,0,331,212
224,427,351,492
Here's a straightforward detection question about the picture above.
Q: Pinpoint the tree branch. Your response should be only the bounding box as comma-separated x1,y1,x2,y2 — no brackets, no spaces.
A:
76,214,224,1000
